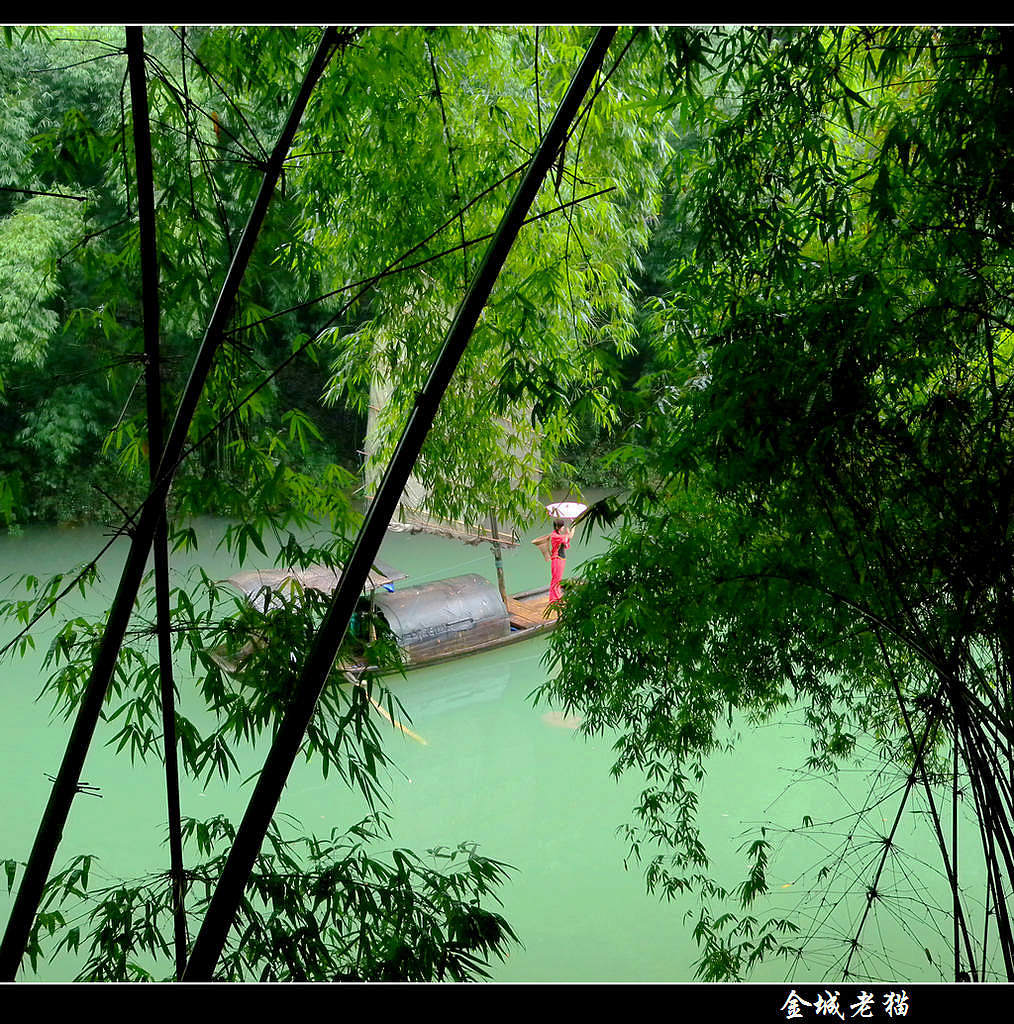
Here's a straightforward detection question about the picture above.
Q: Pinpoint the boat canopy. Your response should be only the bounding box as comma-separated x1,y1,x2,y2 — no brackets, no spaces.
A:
227,560,408,612
369,573,510,661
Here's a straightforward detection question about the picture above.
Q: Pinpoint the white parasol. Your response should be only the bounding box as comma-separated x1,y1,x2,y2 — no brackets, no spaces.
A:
546,501,587,521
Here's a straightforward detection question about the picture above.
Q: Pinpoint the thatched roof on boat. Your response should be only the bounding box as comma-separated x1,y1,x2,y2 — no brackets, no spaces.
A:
225,560,408,612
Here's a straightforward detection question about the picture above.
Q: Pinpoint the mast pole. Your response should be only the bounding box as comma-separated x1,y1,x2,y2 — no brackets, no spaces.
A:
489,511,508,604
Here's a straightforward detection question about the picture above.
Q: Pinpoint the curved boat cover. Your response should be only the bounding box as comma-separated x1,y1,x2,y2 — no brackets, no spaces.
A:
370,573,509,661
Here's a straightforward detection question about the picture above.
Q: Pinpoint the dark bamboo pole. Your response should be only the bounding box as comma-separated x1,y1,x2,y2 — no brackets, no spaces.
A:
0,27,342,981
489,511,508,604
953,726,960,980
956,705,1014,978
126,26,188,979
181,27,618,981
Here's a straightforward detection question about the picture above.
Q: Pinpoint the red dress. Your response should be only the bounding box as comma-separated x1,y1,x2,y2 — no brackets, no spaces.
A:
549,528,570,604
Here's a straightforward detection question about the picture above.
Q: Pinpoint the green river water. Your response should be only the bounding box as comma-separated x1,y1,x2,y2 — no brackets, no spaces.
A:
0,512,977,983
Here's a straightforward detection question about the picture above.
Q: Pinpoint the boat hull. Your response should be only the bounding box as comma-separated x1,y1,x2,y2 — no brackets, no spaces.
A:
346,584,558,677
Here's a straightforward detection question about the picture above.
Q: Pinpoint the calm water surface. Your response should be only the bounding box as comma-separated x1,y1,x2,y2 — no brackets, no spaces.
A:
0,514,962,982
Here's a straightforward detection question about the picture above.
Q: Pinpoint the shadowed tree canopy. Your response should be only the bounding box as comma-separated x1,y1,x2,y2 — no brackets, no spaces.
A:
540,25,1014,982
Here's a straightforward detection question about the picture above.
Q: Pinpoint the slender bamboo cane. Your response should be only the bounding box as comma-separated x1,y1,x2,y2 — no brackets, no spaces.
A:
953,724,960,980
0,27,342,981
126,26,188,980
181,27,619,981
956,717,1014,978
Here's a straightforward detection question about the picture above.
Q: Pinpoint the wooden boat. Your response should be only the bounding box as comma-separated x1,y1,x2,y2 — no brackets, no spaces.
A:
212,424,586,675
212,562,558,678
226,560,409,613
324,354,582,678
352,574,558,676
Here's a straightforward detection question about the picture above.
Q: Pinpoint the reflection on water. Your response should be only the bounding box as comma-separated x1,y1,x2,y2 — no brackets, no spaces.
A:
540,710,583,729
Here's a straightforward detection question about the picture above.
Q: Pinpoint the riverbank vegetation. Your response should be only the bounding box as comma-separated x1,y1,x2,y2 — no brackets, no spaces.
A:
2,25,1013,984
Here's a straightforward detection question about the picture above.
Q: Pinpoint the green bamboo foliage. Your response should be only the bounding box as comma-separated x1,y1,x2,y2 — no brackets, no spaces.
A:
541,26,1014,982
5,817,517,982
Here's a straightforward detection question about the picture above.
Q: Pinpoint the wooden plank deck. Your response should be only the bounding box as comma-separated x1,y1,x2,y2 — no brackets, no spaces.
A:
505,594,557,629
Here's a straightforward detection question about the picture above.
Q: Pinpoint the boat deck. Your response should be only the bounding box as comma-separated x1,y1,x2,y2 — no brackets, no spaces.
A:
505,593,557,629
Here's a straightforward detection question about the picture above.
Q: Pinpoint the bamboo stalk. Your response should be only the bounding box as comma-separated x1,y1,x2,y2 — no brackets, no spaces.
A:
489,511,508,604
0,27,343,981
181,27,619,981
126,26,188,980
956,717,1014,978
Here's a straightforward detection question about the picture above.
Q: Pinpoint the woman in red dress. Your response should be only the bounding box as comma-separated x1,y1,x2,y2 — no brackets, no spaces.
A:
548,518,572,604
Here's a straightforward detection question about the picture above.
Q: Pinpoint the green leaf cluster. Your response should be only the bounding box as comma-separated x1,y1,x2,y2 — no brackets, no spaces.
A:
6,816,517,982
542,26,1014,981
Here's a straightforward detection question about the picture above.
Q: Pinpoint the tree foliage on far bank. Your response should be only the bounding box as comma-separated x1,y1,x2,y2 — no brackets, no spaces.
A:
0,26,668,535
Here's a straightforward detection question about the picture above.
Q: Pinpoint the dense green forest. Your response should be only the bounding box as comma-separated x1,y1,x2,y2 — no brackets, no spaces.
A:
1,24,1013,984
0,25,656,534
